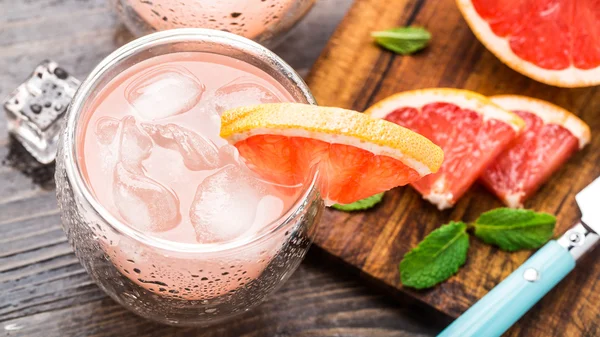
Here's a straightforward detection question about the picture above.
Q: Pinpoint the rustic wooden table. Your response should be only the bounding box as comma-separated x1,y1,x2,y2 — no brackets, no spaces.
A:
0,1,451,336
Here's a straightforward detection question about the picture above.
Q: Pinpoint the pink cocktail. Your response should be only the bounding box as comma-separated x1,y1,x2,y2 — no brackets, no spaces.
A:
81,51,303,299
56,29,322,326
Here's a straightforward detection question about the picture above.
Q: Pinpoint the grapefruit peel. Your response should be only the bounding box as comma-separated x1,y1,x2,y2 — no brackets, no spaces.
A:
220,103,444,205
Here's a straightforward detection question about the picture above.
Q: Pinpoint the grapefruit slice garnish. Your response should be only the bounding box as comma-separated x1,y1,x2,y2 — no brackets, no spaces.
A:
220,103,444,205
456,0,600,87
481,95,591,208
366,88,525,210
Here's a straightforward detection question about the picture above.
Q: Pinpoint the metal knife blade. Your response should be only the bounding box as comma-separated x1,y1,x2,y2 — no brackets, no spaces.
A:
576,177,600,234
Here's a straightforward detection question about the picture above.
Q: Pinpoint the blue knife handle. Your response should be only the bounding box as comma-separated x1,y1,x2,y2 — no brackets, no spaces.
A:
438,240,575,337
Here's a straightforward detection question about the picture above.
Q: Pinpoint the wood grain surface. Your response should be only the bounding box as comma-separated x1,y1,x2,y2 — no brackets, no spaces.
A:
0,1,454,336
306,0,600,336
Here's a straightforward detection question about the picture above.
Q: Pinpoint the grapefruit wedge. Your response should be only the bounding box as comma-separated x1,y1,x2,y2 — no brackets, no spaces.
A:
457,0,600,87
220,103,444,205
366,88,524,210
481,95,591,208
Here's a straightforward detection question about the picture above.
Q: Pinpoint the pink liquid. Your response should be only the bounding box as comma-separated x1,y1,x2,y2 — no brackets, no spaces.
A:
80,52,302,299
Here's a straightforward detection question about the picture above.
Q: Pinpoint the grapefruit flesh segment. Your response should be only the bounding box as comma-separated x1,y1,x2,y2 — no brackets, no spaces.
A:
472,0,573,70
366,89,524,210
220,103,444,205
458,0,600,87
571,1,600,69
481,95,591,208
236,136,423,204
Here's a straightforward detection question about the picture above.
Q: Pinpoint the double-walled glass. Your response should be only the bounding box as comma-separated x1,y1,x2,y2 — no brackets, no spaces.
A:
55,29,323,327
113,0,316,47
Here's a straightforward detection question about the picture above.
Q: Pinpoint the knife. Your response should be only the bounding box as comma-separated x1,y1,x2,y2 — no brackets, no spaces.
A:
438,177,600,337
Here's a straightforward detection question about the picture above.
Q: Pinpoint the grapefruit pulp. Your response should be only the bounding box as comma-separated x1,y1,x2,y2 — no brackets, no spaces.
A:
481,95,591,208
366,88,525,210
220,103,444,205
457,0,600,87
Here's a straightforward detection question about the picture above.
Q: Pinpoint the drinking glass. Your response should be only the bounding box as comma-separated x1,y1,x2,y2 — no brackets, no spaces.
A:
55,28,323,327
113,0,316,47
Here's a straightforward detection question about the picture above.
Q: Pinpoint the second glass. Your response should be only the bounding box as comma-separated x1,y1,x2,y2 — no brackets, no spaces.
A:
113,0,316,47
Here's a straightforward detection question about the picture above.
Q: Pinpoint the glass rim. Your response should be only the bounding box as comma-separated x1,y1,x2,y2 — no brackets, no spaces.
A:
63,28,319,254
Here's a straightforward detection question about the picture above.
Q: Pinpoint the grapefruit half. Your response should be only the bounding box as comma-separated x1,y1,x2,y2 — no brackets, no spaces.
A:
220,103,444,205
481,95,591,208
457,0,600,87
366,88,525,210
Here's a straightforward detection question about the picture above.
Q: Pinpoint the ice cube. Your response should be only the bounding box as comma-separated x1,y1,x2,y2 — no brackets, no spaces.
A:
3,60,80,164
189,165,267,243
95,117,119,145
214,76,280,114
218,144,241,166
94,116,150,173
93,117,121,174
141,123,220,171
119,116,153,166
251,195,285,232
125,65,205,120
179,102,224,145
113,162,181,232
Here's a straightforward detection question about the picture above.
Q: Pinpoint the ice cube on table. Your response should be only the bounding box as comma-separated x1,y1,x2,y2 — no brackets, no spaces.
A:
214,76,280,114
190,165,268,243
141,123,220,171
113,162,181,232
125,65,205,120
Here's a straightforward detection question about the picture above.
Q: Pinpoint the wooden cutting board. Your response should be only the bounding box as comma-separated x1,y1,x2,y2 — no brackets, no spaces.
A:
305,0,600,336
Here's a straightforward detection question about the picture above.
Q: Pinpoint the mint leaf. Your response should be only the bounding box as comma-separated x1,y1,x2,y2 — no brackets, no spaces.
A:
473,208,556,252
331,193,384,211
372,27,431,55
400,221,469,289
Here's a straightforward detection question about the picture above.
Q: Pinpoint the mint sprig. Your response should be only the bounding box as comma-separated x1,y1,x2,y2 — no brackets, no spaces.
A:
400,222,469,289
473,208,556,251
331,192,384,211
400,208,556,289
372,27,431,55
